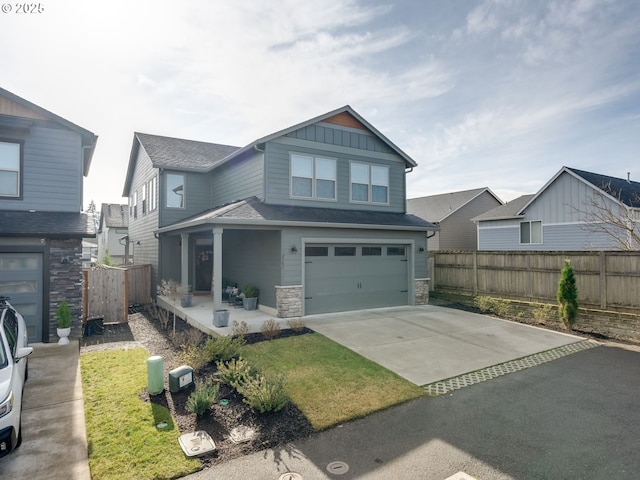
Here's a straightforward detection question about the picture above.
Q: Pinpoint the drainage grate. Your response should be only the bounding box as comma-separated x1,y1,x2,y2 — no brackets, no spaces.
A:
424,340,599,396
326,461,350,475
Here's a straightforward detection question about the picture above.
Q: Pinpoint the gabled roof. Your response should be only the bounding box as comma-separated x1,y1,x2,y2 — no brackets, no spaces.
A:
407,187,502,223
0,87,98,176
99,203,129,232
157,196,436,234
471,194,535,222
123,105,416,196
0,211,96,237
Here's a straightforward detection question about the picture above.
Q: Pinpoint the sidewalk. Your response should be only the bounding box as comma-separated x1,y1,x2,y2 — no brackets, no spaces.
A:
0,340,91,480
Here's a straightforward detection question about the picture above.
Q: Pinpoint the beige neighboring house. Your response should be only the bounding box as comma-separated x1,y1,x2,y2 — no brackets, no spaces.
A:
97,203,129,265
408,188,503,251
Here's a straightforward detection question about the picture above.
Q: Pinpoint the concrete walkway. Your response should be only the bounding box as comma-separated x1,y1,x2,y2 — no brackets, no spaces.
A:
304,305,585,386
0,341,90,480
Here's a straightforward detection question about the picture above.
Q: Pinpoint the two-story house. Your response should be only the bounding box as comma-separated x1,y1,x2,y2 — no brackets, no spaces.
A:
97,203,129,265
123,106,436,317
473,166,640,251
0,87,98,342
408,187,502,251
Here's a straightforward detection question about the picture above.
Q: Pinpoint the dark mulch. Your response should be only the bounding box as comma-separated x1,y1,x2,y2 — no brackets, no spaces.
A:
80,309,315,468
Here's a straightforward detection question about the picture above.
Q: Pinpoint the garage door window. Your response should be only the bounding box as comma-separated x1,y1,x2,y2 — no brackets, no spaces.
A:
305,246,329,256
362,246,382,256
335,246,356,256
387,246,406,256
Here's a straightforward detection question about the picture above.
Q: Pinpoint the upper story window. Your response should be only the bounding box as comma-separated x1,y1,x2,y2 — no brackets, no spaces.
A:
350,162,389,204
0,141,22,198
290,154,336,201
148,176,157,212
520,220,542,244
166,173,185,208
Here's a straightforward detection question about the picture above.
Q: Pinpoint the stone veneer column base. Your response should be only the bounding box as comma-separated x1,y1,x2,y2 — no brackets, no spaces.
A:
275,285,303,318
414,278,430,305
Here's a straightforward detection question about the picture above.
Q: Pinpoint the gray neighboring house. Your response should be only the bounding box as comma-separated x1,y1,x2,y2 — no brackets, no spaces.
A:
97,203,129,265
123,105,436,316
473,166,640,251
0,87,98,342
408,188,502,251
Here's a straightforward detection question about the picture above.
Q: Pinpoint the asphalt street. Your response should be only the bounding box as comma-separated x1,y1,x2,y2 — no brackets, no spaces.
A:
194,344,640,480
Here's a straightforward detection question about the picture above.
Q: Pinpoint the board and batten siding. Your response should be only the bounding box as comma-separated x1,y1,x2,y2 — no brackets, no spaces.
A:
159,170,211,228
439,191,501,251
0,122,83,212
210,149,264,207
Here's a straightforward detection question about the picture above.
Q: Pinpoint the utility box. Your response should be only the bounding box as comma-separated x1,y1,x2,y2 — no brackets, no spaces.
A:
169,365,194,393
147,355,164,395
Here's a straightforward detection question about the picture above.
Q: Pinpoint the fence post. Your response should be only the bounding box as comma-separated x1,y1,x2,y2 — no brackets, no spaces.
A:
473,251,478,296
600,251,607,310
124,268,129,323
82,269,89,322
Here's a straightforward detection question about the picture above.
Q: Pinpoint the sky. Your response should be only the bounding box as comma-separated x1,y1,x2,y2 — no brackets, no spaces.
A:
2,0,639,209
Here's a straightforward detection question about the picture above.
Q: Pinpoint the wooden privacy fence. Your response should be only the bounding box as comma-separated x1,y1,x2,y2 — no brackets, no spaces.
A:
431,251,640,313
83,264,151,323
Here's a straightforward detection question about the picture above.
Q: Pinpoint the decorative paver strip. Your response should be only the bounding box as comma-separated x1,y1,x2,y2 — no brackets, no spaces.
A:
424,340,599,396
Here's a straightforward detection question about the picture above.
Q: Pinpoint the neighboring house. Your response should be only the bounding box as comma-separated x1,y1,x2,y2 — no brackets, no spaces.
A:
473,166,640,251
81,239,98,268
97,203,129,265
408,188,502,250
123,105,436,317
0,87,98,342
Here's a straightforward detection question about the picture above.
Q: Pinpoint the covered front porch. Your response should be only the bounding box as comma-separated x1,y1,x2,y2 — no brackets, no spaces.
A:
157,294,290,337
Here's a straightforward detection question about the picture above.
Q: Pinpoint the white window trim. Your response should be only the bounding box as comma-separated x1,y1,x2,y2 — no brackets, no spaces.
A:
520,220,543,244
166,173,186,209
349,161,390,205
289,153,337,202
0,140,21,198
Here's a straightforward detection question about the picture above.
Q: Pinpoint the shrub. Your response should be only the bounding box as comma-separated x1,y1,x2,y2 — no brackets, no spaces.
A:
216,357,256,389
242,284,258,298
557,259,579,329
56,301,71,328
532,303,556,324
286,318,306,332
231,320,250,339
261,319,281,340
475,296,509,317
203,335,245,363
237,373,288,413
179,341,210,373
185,378,219,416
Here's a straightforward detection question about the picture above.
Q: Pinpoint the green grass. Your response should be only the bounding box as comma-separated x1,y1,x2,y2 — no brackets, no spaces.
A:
242,333,425,430
80,348,201,480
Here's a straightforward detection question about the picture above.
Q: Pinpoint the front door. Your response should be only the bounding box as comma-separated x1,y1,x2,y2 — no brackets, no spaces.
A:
195,245,213,292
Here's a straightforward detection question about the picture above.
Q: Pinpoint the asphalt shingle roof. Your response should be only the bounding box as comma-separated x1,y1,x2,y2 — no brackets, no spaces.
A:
471,195,535,222
407,188,494,222
100,203,128,229
136,133,241,171
0,211,96,237
567,167,640,208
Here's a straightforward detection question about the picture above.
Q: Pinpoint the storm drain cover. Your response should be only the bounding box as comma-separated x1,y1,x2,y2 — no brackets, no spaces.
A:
229,425,256,444
279,473,303,480
178,431,216,457
326,461,350,474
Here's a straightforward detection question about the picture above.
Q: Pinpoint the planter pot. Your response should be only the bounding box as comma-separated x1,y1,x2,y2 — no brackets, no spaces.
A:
57,327,71,345
243,297,258,311
181,294,193,308
213,309,229,327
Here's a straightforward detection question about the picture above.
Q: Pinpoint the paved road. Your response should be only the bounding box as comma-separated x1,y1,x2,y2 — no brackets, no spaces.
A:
188,344,640,479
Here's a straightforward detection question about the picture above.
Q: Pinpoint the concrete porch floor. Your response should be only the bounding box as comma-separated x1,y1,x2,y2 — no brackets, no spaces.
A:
156,294,286,337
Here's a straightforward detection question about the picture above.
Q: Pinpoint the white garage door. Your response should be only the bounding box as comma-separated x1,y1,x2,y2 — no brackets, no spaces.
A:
304,244,409,315
0,253,43,342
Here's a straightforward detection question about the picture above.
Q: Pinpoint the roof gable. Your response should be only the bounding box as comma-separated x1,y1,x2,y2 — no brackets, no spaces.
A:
472,194,534,222
408,188,502,222
99,203,129,231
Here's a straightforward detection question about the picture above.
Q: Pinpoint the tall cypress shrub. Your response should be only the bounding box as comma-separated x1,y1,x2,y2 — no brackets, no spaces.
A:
557,259,579,329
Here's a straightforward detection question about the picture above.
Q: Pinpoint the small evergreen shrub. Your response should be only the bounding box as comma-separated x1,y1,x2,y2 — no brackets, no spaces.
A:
237,373,288,413
203,335,245,363
179,341,210,372
261,319,281,340
475,296,509,317
216,357,255,389
557,259,579,329
55,301,72,328
185,378,219,416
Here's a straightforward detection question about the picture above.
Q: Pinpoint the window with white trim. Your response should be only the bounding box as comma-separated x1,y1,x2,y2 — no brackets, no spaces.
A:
290,154,336,200
166,173,185,208
520,221,542,244
0,141,21,198
350,162,389,204
149,176,157,211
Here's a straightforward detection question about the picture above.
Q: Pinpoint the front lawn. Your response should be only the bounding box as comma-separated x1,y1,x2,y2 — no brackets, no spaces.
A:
242,333,425,430
80,348,201,480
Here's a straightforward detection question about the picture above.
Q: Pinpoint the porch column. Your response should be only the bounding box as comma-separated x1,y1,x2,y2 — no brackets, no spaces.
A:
181,233,189,290
212,227,223,310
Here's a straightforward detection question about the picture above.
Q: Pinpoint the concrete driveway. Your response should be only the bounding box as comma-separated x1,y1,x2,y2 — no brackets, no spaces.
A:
305,305,585,386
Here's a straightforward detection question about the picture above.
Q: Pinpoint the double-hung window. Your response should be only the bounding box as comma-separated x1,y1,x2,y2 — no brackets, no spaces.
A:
0,141,22,198
350,162,389,204
290,154,336,200
520,221,542,244
166,173,185,208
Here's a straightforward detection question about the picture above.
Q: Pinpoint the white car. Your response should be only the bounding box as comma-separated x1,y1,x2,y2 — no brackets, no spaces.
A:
0,297,33,456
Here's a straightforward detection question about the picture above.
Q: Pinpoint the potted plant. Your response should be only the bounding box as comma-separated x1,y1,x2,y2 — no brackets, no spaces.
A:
180,285,193,308
242,284,258,311
56,301,72,345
